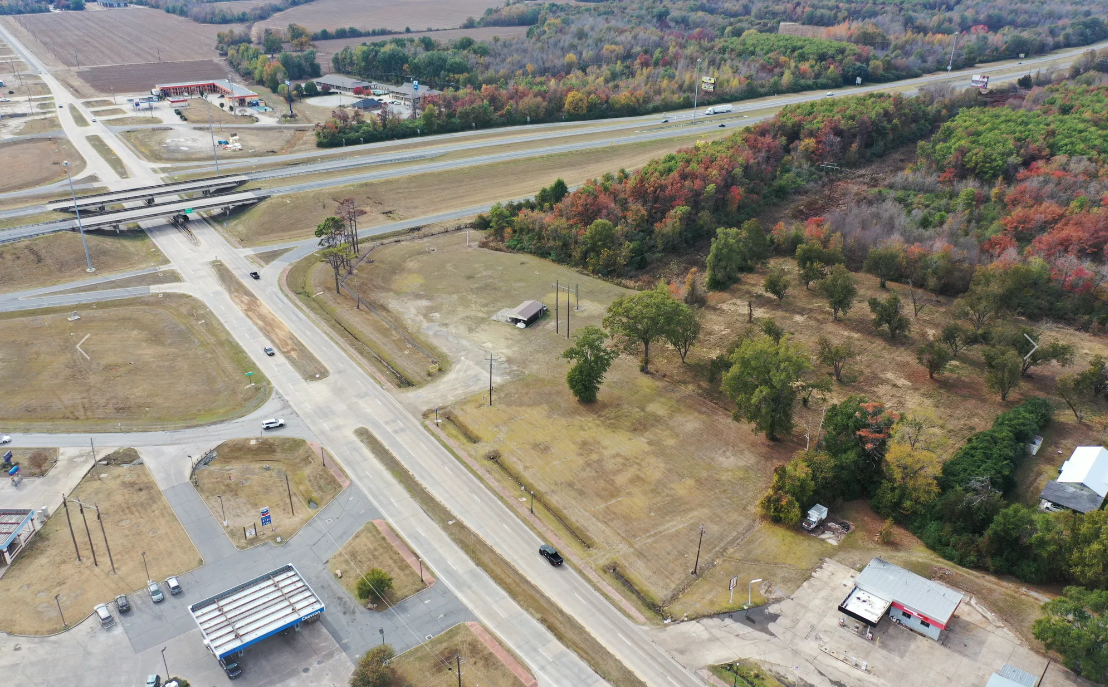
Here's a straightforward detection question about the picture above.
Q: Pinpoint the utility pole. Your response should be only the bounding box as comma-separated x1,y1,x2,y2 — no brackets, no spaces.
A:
691,524,705,575
55,594,67,628
91,438,98,480
285,474,295,514
142,551,150,579
554,282,573,338
554,280,559,334
575,283,579,310
693,58,702,121
63,494,81,561
217,495,227,526
485,352,495,406
456,655,462,687
207,105,221,176
96,504,116,574
79,502,98,567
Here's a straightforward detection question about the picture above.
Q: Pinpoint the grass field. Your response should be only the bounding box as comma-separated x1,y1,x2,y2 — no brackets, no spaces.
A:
83,99,113,108
78,60,232,95
224,130,731,246
254,0,501,38
86,135,129,178
328,522,427,608
48,268,182,296
210,260,329,381
89,107,126,117
391,623,533,687
193,438,344,549
68,104,88,127
0,294,270,431
15,116,61,136
286,254,448,388
123,126,316,164
179,97,257,126
0,231,167,294
0,455,202,635
0,137,84,193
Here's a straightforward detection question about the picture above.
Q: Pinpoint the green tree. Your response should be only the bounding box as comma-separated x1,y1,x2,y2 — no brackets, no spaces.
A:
940,322,971,357
320,245,353,294
917,340,952,379
955,284,1003,331
984,348,1023,401
604,283,683,373
868,293,910,339
351,644,396,687
561,326,618,403
665,305,700,363
722,334,812,440
816,336,855,383
759,456,814,525
990,327,1075,377
760,317,785,343
1058,373,1090,423
356,568,393,602
706,227,744,290
262,29,283,54
1075,355,1108,400
819,264,857,320
864,243,907,288
1033,586,1108,683
794,242,833,289
1069,510,1108,587
763,265,789,300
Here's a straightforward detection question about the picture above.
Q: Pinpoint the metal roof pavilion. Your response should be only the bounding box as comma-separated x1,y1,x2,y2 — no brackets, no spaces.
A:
855,557,963,626
189,564,324,660
0,509,34,550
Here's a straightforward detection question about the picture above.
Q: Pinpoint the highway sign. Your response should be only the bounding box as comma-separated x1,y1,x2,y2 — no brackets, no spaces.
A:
184,208,193,214
729,576,738,590
260,507,272,527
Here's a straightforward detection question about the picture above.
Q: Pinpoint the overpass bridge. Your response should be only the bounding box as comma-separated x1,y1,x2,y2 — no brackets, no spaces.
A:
47,175,250,214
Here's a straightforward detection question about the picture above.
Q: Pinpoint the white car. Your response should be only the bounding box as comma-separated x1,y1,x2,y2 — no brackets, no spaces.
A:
261,419,285,430
825,92,835,97
0,98,10,102
0,435,10,444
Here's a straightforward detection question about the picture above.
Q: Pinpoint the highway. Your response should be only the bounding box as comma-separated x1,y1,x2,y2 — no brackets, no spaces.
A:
2,18,1107,687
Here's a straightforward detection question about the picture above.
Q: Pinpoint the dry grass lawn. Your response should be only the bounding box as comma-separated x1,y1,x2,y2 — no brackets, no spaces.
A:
86,134,129,178
89,107,126,117
193,438,344,549
328,522,426,608
0,231,167,294
0,137,85,193
224,130,732,246
68,104,88,127
47,268,182,296
391,623,533,687
14,116,60,136
179,97,257,126
210,260,329,381
0,294,270,431
0,456,202,635
123,126,315,164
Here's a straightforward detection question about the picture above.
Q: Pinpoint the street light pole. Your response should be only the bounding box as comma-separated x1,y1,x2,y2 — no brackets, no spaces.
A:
691,524,705,575
529,490,534,515
63,161,94,273
748,578,763,609
379,628,384,645
54,594,67,628
141,551,150,579
947,32,961,72
207,105,221,176
161,647,169,679
217,495,227,526
692,58,702,122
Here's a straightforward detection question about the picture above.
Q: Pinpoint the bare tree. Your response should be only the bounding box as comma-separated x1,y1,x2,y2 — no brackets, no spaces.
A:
906,279,926,317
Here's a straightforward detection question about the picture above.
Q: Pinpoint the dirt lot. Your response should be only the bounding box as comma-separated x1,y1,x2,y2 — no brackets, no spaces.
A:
1,9,235,70
123,126,316,163
0,294,270,431
210,260,329,381
254,0,502,38
0,231,167,294
391,623,533,687
79,60,233,95
0,456,202,635
224,131,731,246
328,522,427,607
0,137,84,193
310,26,529,68
193,438,344,549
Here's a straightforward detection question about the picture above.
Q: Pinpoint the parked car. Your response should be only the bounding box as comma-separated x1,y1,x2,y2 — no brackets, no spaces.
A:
221,659,242,679
166,577,182,595
91,118,96,122
0,435,10,444
0,98,9,102
145,676,161,687
115,594,130,613
539,544,564,566
261,418,285,430
147,580,164,603
94,603,114,627
263,346,275,356
249,271,260,280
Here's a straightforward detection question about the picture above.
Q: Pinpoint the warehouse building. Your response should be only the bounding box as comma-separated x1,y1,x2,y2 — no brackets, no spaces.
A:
189,564,324,662
838,557,963,641
506,300,547,328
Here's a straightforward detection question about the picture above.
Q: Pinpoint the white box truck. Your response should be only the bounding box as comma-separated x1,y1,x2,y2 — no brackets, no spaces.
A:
704,104,733,115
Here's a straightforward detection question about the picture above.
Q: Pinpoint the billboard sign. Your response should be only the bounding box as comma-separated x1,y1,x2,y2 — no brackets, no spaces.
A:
260,507,272,527
700,76,715,92
970,74,989,89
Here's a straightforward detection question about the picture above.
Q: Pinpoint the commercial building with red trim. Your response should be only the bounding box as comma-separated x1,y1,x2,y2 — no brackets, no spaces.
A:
838,557,963,641
154,79,258,106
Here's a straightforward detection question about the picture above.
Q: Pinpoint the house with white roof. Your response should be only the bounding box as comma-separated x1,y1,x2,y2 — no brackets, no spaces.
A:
1039,446,1108,514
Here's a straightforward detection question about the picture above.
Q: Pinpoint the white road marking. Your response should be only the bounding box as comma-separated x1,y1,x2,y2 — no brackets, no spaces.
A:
75,333,90,360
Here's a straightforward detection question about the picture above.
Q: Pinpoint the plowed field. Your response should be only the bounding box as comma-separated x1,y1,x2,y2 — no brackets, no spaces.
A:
254,0,501,37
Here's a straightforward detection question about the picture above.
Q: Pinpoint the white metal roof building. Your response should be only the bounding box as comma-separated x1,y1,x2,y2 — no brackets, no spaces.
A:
1039,446,1108,513
189,564,324,660
838,557,963,641
986,664,1039,687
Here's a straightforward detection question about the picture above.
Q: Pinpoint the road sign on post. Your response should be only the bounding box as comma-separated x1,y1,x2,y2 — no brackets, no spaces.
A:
729,576,738,604
260,507,272,527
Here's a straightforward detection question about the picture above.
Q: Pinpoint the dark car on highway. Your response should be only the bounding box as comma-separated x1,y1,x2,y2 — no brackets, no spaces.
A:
249,271,260,280
539,544,563,566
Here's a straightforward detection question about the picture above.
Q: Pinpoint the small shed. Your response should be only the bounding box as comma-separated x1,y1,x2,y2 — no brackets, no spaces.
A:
506,300,547,328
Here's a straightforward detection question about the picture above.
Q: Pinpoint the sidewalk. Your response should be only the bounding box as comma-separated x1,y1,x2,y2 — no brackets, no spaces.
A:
0,447,96,513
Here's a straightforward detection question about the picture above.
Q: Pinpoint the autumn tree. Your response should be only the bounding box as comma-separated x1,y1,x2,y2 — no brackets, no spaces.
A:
722,334,812,441
819,264,857,320
917,340,953,379
561,326,618,403
759,455,814,526
872,441,941,518
604,283,686,373
868,293,910,339
684,268,705,306
816,336,856,382
764,265,789,300
351,644,396,687
984,348,1023,401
